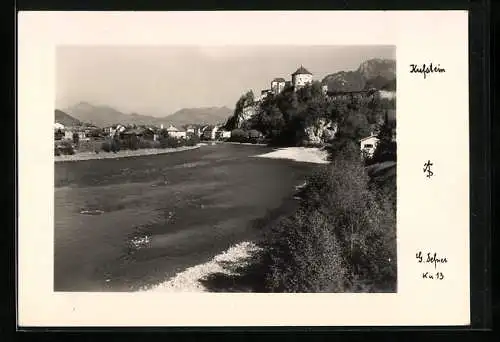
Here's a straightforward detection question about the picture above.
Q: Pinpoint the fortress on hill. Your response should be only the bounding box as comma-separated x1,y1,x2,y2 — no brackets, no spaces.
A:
259,65,328,100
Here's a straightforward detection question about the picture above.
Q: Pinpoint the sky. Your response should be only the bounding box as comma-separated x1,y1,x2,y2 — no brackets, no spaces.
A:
56,45,395,117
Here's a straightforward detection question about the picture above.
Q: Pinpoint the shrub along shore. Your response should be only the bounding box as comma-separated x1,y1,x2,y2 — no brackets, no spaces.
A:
54,144,203,163
54,133,203,162
145,142,397,293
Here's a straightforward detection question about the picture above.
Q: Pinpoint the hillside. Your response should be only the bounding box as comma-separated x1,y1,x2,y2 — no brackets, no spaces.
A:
322,58,396,92
366,161,397,207
54,109,81,127
63,102,233,127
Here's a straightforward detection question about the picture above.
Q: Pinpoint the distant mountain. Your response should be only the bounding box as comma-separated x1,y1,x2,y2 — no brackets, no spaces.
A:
357,58,396,80
54,109,81,127
322,58,396,92
63,101,233,128
62,102,152,127
166,107,233,126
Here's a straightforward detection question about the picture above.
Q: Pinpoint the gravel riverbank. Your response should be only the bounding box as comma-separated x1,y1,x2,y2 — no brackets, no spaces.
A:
141,242,262,292
253,146,330,164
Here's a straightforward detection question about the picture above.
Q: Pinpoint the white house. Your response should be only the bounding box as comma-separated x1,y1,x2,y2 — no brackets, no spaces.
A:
359,134,379,158
185,126,196,135
54,122,65,130
64,129,87,141
379,90,396,99
166,125,187,139
106,124,126,138
216,130,231,140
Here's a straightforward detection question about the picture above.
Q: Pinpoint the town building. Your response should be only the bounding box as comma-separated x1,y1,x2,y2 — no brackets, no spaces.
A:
359,134,379,158
185,125,196,135
260,89,272,100
105,124,126,138
216,130,231,140
166,125,187,139
54,122,65,130
326,88,378,101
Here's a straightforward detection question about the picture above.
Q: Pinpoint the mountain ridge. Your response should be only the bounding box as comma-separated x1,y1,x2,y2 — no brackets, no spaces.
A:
61,103,233,128
322,58,396,92
54,109,82,127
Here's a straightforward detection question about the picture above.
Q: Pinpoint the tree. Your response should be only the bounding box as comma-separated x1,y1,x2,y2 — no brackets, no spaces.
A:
224,115,238,131
72,132,80,145
371,111,396,163
263,141,396,292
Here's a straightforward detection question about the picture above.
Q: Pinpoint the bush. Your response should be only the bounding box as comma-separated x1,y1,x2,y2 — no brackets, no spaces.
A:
138,139,160,149
185,134,200,146
263,208,349,292
247,129,263,144
101,141,111,152
101,139,121,153
72,132,80,145
55,140,75,155
54,129,64,141
229,129,249,143
122,135,140,150
262,143,396,292
159,135,183,148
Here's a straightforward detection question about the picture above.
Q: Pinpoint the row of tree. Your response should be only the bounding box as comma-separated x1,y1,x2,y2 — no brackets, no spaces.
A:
225,81,395,148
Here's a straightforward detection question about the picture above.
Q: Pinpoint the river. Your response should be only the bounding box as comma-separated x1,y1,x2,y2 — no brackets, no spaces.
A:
54,143,322,291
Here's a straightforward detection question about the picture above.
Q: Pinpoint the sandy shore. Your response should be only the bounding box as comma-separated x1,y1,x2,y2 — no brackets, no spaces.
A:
141,241,261,292
54,144,203,163
252,146,330,164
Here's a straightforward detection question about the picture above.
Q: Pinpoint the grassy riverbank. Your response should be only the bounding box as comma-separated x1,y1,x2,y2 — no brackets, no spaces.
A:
54,144,204,163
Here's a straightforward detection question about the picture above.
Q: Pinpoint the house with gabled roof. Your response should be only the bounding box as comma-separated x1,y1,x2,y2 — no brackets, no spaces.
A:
359,134,379,158
165,125,186,139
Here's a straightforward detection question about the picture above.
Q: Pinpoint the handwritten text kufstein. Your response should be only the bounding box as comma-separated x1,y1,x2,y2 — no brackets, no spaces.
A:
409,63,446,79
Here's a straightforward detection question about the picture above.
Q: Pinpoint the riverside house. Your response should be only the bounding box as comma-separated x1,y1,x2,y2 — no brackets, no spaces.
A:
359,134,379,158
166,125,187,139
64,127,88,142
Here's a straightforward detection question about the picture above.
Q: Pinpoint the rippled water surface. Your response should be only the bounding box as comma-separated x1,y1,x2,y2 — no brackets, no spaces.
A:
54,144,321,291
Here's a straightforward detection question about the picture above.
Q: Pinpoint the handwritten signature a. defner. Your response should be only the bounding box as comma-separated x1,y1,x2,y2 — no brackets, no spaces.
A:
416,251,448,269
410,63,446,79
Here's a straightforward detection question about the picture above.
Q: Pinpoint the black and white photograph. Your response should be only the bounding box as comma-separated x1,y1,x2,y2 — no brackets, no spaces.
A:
54,45,397,293
18,10,472,327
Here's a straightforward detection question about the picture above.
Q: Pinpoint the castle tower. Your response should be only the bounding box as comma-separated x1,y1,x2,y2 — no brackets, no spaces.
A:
291,65,313,90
